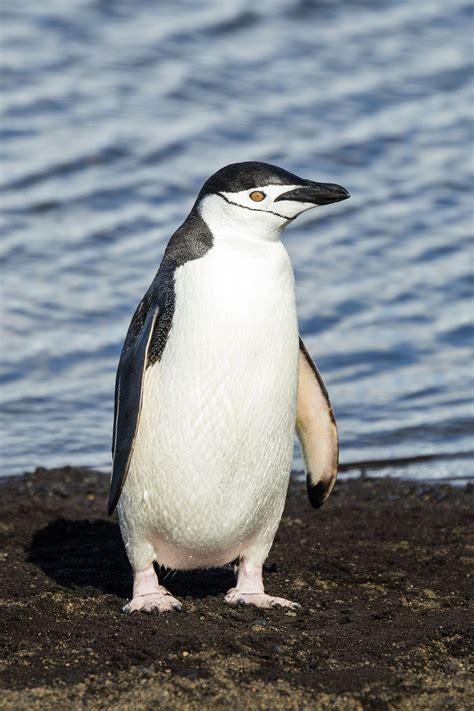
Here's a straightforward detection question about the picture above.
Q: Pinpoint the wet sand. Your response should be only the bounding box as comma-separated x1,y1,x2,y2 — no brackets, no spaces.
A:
0,466,472,710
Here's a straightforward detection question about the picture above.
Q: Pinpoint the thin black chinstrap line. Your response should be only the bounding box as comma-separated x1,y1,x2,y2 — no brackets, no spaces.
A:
217,192,295,221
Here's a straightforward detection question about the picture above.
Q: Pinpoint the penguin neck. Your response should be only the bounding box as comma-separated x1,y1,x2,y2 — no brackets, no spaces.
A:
197,195,286,245
161,206,214,267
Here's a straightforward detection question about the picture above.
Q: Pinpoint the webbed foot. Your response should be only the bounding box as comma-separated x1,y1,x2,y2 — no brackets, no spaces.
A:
224,557,301,611
124,565,182,614
224,589,301,610
123,588,182,614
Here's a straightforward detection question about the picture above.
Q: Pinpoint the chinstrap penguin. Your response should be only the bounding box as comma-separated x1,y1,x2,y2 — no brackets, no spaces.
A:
109,162,350,613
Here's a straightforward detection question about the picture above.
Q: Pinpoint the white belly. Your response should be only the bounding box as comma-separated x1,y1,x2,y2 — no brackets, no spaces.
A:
119,237,299,569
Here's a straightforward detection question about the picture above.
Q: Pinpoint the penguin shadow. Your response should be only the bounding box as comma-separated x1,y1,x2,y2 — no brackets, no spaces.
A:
27,518,235,600
159,565,235,601
27,519,130,597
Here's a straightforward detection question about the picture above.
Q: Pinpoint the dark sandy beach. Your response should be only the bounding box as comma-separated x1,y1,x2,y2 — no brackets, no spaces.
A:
0,466,472,710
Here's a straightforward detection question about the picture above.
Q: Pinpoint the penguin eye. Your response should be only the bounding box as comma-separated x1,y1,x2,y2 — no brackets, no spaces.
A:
249,190,266,202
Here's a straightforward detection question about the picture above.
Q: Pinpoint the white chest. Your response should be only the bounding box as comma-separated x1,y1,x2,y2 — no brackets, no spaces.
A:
172,237,296,357
122,237,299,563
153,237,299,434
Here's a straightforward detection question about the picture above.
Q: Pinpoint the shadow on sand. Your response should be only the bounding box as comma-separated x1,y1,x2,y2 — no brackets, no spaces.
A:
27,518,235,600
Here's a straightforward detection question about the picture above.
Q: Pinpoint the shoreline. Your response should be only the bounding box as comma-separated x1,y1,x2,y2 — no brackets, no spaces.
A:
0,466,472,709
3,445,473,487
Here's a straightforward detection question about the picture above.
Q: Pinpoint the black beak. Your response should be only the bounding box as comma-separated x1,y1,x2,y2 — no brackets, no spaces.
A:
275,181,350,206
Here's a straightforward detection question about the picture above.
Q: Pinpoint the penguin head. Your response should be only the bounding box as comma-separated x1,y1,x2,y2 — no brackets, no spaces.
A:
196,161,350,242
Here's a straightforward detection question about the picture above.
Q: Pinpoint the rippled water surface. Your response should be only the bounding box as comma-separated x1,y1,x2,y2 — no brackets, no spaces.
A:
1,0,473,479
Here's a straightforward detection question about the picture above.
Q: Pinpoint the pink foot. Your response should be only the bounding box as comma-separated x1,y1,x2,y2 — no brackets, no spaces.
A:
224,557,301,611
225,589,301,610
123,588,182,614
124,565,182,614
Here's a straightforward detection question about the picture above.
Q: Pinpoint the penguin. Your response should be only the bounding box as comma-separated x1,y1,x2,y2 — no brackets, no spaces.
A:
109,162,349,613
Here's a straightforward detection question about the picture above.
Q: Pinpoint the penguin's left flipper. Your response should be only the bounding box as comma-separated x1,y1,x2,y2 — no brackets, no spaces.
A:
296,338,339,508
108,304,160,516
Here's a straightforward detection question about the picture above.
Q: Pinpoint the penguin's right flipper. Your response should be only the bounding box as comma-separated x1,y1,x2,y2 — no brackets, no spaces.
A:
108,304,160,515
296,338,339,508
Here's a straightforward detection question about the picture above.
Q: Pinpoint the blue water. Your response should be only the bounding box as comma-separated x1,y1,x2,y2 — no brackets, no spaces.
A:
1,0,473,481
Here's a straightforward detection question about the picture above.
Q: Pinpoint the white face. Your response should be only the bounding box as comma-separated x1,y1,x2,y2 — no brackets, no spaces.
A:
198,184,319,243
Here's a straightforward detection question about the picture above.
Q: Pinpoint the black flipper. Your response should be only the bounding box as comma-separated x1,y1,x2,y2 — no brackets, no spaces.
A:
296,337,339,508
108,305,159,515
108,207,214,516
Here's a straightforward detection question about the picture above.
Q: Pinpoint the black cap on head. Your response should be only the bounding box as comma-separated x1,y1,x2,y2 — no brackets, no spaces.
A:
198,161,306,198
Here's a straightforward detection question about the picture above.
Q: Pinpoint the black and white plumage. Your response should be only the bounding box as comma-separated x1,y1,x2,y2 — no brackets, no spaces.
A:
109,162,349,612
